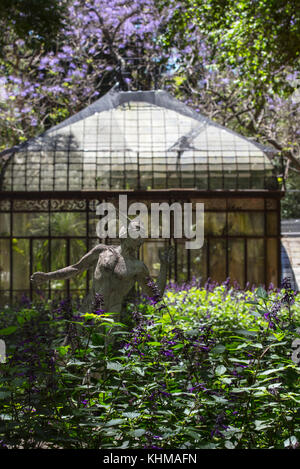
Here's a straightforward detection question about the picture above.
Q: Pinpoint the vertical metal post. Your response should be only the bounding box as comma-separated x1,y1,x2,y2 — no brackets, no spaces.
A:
225,198,229,279
29,238,33,301
66,237,70,299
48,200,52,300
244,238,248,288
264,197,267,287
277,197,282,288
206,237,210,279
137,152,141,190
86,199,90,293
9,200,13,304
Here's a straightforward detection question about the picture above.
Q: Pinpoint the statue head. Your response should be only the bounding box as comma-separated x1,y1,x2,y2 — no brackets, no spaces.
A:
119,219,146,251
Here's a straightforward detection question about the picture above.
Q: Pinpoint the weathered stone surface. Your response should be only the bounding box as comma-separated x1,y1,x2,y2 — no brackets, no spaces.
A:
31,221,174,313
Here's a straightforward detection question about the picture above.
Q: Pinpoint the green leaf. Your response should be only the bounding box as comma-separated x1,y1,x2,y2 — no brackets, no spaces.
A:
211,345,226,354
225,441,236,449
132,366,145,376
221,377,233,384
213,395,228,403
123,412,140,419
257,286,268,299
92,332,104,345
66,359,86,366
106,361,123,372
284,436,298,448
235,329,257,337
215,365,227,376
0,326,18,335
254,420,273,430
56,345,70,356
172,344,184,350
118,441,130,449
131,428,146,437
185,429,201,440
198,442,217,449
0,414,12,421
105,418,125,427
258,366,291,376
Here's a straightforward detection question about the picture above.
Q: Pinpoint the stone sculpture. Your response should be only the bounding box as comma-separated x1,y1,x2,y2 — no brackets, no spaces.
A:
31,221,174,315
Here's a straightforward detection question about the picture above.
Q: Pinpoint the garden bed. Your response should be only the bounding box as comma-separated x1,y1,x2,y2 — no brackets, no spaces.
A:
0,280,299,449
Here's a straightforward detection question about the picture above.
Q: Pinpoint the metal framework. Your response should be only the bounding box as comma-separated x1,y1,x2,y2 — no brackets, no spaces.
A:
0,90,278,192
0,89,283,304
0,190,282,304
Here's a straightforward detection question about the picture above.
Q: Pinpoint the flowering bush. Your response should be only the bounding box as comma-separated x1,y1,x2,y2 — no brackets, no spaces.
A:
0,280,299,449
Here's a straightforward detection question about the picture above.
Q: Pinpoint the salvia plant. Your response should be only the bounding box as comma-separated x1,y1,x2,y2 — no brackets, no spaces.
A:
0,278,299,449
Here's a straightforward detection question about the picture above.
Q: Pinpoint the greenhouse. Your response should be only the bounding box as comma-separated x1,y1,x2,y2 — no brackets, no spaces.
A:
0,88,282,304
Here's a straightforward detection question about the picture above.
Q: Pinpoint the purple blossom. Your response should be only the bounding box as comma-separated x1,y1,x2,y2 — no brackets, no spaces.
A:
188,382,208,393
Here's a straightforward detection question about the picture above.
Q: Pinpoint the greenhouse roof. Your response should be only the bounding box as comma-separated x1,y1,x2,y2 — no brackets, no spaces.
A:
0,88,278,191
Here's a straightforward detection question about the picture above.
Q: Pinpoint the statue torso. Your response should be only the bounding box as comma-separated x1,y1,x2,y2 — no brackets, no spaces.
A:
92,246,145,311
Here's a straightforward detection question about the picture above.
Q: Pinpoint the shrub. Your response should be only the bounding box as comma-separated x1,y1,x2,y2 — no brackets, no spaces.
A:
0,281,299,449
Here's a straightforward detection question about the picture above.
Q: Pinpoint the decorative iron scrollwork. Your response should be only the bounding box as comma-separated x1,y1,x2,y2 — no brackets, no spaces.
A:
50,199,86,211
0,200,11,211
13,199,50,211
89,199,102,212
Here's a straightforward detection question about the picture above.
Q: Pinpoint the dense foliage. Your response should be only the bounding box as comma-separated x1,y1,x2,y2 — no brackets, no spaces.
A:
0,280,299,449
0,1,299,164
0,1,299,217
0,0,66,49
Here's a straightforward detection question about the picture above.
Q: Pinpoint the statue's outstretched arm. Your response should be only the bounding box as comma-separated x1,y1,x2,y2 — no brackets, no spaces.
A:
31,244,106,286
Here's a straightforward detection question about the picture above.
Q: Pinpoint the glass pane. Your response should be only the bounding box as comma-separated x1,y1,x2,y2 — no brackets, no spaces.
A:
190,242,207,283
0,239,10,290
209,239,226,283
247,239,265,286
88,212,100,238
229,239,245,287
31,239,50,300
228,212,264,236
33,239,50,273
267,212,278,236
50,212,86,236
0,213,10,236
13,212,49,236
50,239,67,291
209,175,224,190
0,291,10,307
223,174,238,190
141,241,166,278
12,238,30,291
176,243,188,283
70,239,88,291
87,238,99,291
205,212,226,236
267,238,278,287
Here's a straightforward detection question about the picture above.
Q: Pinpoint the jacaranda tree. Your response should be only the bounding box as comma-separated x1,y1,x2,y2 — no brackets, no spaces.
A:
0,0,299,178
